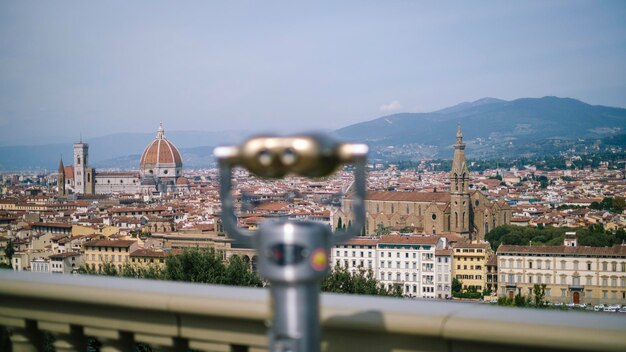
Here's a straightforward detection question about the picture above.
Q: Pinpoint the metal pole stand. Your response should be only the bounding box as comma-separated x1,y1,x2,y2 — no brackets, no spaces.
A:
215,134,368,352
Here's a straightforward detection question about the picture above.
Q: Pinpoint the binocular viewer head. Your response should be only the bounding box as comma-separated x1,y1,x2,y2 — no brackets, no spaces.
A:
214,133,368,178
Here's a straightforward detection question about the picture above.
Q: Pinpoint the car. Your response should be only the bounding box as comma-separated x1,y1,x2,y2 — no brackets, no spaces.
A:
593,305,603,311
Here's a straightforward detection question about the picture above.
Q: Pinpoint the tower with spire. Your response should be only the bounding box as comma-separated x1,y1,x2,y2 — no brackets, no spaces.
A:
57,157,65,196
450,125,471,235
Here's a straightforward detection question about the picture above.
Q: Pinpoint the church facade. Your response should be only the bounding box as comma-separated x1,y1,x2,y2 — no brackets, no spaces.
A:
337,127,511,241
57,124,190,196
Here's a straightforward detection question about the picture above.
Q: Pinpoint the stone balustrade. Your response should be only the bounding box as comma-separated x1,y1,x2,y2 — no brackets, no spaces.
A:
1,270,625,351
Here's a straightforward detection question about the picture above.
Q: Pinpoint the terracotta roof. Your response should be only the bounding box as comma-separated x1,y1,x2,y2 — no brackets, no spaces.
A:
64,166,75,179
49,252,81,259
379,235,439,245
363,191,451,203
130,248,168,258
454,240,490,249
497,244,626,257
140,127,182,167
436,248,453,256
84,239,137,248
31,222,72,229
176,176,190,185
337,238,380,246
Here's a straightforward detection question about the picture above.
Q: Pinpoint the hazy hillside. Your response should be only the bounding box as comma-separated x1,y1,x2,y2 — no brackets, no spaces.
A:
335,96,626,148
3,97,626,171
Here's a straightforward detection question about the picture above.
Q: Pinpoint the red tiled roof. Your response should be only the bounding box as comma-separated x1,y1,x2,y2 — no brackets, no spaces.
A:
497,244,626,257
379,235,439,245
84,239,137,248
364,191,451,203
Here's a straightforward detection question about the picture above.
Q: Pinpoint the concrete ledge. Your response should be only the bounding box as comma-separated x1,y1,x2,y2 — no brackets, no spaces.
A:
1,271,625,351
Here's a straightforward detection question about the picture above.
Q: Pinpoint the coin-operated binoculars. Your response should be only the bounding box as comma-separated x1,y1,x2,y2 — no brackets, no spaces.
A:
215,134,368,352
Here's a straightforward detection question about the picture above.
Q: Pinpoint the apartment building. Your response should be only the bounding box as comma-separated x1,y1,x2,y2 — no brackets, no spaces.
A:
331,235,448,298
332,237,378,273
84,239,138,272
452,240,490,293
435,248,453,299
497,239,626,305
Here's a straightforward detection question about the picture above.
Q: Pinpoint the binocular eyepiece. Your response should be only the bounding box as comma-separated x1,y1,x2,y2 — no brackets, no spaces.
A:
214,133,368,178
215,133,368,352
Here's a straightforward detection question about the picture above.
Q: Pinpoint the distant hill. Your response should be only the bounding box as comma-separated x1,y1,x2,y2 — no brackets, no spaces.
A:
335,97,626,150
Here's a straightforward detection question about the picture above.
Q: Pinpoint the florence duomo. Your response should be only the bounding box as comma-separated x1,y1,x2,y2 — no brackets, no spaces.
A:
338,126,512,241
57,124,190,196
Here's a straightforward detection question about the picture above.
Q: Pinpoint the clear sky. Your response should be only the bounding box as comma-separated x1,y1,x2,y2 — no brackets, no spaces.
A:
1,1,625,145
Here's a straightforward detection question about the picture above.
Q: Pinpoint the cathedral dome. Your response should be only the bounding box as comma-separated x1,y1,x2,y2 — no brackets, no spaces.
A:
140,124,183,174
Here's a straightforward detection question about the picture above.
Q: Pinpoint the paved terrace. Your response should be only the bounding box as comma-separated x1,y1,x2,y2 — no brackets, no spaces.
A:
0,270,625,352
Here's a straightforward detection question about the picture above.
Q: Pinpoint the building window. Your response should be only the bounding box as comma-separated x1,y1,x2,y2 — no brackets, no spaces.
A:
612,262,617,272
603,262,608,271
587,262,592,271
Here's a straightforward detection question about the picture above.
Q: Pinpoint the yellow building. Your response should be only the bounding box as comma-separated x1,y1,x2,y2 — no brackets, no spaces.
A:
83,239,138,272
452,240,490,293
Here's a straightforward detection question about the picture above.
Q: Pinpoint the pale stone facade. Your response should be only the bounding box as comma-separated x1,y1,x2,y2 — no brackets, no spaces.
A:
497,243,626,305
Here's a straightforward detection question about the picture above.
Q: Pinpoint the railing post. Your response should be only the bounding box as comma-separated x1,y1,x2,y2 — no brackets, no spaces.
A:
84,328,134,352
9,320,40,352
38,322,85,352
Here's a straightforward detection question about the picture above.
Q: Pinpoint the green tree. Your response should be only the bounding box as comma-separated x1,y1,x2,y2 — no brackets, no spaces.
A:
223,255,263,287
375,223,391,236
321,265,401,297
4,239,15,262
533,283,547,307
451,278,462,295
164,247,226,283
336,217,343,232
612,197,625,212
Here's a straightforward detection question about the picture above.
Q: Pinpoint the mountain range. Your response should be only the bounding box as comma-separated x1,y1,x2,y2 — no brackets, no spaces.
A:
335,96,626,147
1,96,625,171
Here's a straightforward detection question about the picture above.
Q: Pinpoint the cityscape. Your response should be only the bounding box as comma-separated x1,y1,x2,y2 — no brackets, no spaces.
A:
2,1,626,351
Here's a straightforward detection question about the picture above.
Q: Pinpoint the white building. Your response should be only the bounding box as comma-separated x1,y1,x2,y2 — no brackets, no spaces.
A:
331,234,450,298
49,252,82,274
30,258,49,273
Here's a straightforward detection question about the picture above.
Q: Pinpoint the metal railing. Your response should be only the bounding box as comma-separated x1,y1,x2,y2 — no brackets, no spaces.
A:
1,270,626,352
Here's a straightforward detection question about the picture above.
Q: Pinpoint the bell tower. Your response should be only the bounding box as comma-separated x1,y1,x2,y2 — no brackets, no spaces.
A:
57,157,65,196
450,125,470,236
73,140,89,194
